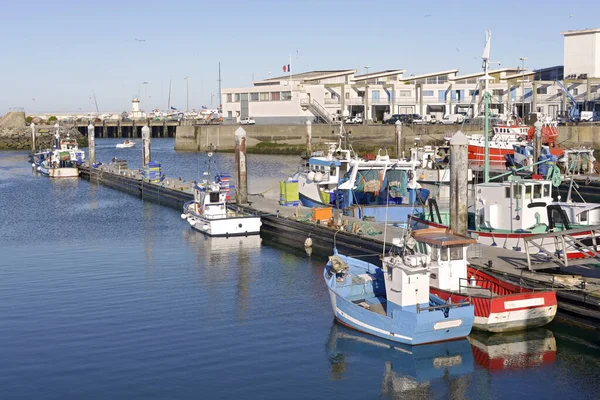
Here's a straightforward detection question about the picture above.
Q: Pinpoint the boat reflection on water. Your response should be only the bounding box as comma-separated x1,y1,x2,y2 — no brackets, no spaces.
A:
183,228,262,256
326,322,474,396
468,329,556,371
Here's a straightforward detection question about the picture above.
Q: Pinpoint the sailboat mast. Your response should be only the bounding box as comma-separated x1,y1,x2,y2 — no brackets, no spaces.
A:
93,91,99,113
218,62,222,114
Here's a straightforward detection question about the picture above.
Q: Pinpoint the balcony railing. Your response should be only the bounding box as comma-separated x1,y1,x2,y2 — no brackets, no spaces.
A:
324,98,341,105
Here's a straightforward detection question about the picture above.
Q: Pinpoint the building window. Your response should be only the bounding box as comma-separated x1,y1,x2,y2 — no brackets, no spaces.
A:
399,90,411,97
234,93,240,102
281,91,292,101
422,90,434,97
426,77,438,84
227,111,232,117
438,90,446,102
271,92,281,101
536,87,547,95
250,92,259,101
492,89,503,96
227,94,232,103
357,90,365,97
372,90,380,101
259,92,270,101
467,78,478,84
469,89,479,96
454,80,466,84
572,88,578,95
345,92,350,99
438,76,448,84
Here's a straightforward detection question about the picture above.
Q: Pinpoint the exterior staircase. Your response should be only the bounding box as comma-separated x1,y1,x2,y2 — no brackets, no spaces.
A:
300,98,335,124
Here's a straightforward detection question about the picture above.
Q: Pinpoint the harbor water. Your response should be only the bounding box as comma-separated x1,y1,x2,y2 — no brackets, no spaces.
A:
1,139,600,399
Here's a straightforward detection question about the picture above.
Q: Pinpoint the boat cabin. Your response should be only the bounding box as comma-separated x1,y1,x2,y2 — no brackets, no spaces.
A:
475,179,555,232
192,177,228,219
382,243,430,310
410,145,450,169
411,228,477,292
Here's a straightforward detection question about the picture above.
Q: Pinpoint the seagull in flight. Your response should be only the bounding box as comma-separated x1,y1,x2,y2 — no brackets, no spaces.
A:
134,38,146,42
569,14,574,18
456,47,460,52
424,14,432,17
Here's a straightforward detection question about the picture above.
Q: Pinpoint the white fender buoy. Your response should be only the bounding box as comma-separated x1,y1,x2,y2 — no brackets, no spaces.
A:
304,237,313,248
180,213,187,220
31,163,36,168
307,171,315,181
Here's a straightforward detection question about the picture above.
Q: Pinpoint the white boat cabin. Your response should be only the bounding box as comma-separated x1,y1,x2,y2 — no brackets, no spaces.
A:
381,238,431,309
191,178,229,219
412,229,477,293
475,179,555,232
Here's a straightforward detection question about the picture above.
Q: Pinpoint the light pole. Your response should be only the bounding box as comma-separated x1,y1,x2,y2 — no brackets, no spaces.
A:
143,82,149,113
519,57,528,121
211,93,214,107
364,65,370,125
184,77,190,112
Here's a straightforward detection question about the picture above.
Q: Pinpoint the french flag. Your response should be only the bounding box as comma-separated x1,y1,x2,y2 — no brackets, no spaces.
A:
283,64,291,72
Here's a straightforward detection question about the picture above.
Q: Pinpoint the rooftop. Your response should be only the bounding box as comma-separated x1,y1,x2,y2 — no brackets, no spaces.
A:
561,28,600,36
253,69,355,85
353,69,405,80
400,69,459,81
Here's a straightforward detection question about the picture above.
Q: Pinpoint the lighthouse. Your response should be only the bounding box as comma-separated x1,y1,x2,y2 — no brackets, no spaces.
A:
132,98,143,119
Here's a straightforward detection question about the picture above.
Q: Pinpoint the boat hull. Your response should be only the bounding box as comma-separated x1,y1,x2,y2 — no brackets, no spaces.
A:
189,215,262,237
430,268,557,333
410,215,597,258
39,166,79,178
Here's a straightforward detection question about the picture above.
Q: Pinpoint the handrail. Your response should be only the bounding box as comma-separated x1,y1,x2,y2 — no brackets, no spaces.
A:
417,299,471,313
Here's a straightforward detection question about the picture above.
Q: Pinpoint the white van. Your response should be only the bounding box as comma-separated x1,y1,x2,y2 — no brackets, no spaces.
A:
439,114,465,125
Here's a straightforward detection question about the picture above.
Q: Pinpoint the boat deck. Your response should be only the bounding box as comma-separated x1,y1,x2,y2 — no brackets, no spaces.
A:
352,297,387,316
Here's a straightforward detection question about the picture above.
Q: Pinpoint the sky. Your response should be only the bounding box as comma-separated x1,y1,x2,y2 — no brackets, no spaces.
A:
1,0,598,114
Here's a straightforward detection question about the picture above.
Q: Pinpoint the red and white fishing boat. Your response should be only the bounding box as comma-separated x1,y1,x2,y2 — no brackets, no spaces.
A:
408,228,557,332
467,119,563,166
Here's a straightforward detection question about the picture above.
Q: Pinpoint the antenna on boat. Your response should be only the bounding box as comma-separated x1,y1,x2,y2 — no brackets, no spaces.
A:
480,29,493,184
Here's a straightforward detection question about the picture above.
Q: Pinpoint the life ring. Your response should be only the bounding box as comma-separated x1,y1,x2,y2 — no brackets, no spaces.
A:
517,135,526,142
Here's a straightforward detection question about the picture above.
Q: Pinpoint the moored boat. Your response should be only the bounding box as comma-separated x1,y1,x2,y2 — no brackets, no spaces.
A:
409,228,557,332
324,237,474,345
181,153,261,237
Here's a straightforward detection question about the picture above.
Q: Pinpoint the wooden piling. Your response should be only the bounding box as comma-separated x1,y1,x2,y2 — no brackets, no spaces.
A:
235,127,248,204
142,125,151,166
395,120,402,159
88,123,95,165
449,130,469,236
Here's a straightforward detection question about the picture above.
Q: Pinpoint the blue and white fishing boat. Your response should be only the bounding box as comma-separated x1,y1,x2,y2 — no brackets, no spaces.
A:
324,236,474,345
292,128,426,223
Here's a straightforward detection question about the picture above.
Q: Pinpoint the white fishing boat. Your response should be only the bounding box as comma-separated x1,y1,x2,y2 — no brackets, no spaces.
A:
181,153,261,237
38,133,80,178
116,139,136,148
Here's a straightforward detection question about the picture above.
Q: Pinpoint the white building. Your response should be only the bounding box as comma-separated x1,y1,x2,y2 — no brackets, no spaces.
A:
222,29,600,124
562,28,600,79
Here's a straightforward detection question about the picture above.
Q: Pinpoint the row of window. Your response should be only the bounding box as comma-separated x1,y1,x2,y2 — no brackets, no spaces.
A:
227,91,292,102
505,184,551,200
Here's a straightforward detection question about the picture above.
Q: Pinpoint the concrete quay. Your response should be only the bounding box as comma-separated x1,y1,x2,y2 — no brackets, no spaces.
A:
76,162,600,328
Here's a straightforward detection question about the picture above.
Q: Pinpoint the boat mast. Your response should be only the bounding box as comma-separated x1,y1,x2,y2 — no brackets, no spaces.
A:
482,30,492,184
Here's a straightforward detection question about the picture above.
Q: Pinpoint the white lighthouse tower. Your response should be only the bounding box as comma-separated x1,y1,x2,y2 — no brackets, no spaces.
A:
132,98,143,118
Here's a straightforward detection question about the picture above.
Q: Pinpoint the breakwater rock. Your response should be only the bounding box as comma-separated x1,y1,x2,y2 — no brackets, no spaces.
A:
0,126,88,150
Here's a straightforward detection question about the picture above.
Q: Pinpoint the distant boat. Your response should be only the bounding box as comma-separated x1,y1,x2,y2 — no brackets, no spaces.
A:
116,139,136,148
181,153,262,237
324,234,474,345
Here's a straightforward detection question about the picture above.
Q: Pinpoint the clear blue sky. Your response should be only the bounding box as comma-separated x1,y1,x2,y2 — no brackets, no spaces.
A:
1,0,598,113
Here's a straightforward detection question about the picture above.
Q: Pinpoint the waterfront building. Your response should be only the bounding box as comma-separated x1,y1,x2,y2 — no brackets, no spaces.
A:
222,29,600,124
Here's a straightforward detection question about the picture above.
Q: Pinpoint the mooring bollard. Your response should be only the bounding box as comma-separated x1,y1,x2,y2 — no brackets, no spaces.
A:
450,130,468,236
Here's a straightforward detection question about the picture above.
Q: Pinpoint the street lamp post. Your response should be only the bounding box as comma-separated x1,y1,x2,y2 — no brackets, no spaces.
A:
519,57,528,121
364,66,370,125
184,77,190,112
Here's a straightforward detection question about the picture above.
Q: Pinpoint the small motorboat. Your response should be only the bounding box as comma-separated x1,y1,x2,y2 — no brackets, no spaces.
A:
116,139,136,149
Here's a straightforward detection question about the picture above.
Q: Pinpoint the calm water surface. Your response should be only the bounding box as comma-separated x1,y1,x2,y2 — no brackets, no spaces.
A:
1,139,599,399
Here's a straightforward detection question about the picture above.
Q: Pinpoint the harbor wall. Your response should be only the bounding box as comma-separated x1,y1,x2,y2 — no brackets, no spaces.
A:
175,123,600,154
174,124,482,153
